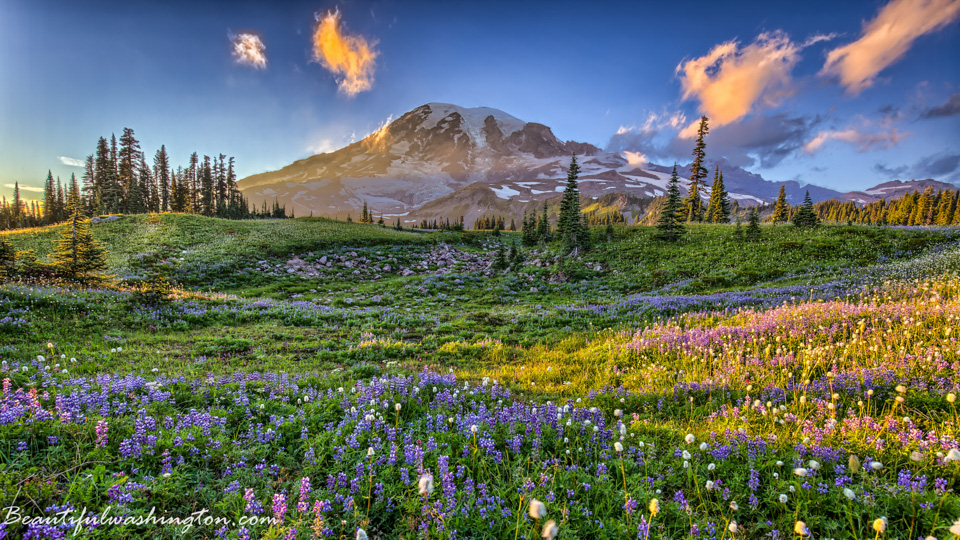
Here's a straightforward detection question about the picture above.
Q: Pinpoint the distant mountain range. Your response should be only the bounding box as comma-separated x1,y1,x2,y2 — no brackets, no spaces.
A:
238,103,957,223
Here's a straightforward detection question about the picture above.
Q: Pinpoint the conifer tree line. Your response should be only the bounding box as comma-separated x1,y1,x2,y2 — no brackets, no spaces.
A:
810,186,960,226
472,215,508,231
418,217,465,231
0,127,288,231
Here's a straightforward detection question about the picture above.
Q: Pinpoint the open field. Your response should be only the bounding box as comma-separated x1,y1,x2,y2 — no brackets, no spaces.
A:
1,215,959,539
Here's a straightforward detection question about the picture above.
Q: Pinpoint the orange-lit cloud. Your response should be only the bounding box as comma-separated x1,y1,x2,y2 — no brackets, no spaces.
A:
676,31,803,137
622,151,648,168
313,10,378,96
363,115,393,151
804,120,906,153
231,33,267,69
822,0,960,94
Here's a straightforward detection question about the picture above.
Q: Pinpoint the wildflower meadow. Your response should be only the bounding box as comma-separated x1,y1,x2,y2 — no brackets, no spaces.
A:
1,216,958,539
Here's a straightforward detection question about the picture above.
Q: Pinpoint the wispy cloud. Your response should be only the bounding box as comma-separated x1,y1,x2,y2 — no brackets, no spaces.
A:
312,10,378,97
58,156,85,167
231,33,267,69
804,118,907,153
307,138,337,155
822,0,960,94
875,152,960,181
921,92,960,118
675,31,804,137
607,111,820,169
4,183,44,193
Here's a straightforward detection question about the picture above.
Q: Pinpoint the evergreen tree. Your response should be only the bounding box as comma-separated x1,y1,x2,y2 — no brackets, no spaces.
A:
66,174,82,217
52,208,108,284
12,182,23,226
171,168,188,212
557,155,587,251
791,191,819,228
656,164,686,241
746,207,761,240
684,116,709,222
187,152,199,212
706,165,730,223
536,203,550,242
200,156,214,215
154,145,171,212
42,171,55,224
771,185,789,223
55,177,66,222
361,201,369,223
81,155,98,215
95,137,120,213
521,211,536,246
139,156,157,212
117,128,141,212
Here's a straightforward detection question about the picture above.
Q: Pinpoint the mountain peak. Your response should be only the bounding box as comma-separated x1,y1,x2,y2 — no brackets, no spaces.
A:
415,103,527,138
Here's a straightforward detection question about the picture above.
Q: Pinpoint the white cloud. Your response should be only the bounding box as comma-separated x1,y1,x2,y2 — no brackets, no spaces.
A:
822,0,960,94
804,119,907,153
58,156,85,167
307,138,337,154
4,183,44,193
231,33,267,69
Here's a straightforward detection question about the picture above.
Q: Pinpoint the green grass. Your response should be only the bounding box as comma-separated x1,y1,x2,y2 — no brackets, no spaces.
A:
1,214,456,286
583,223,950,294
1,219,959,538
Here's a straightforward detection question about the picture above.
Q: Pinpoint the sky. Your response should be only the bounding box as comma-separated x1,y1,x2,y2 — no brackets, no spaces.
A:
1,0,958,201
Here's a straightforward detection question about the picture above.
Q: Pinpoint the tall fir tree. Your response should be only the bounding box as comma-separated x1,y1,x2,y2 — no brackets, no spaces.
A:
557,154,588,251
81,155,98,215
96,136,121,213
200,156,214,215
154,146,171,212
656,164,686,241
187,152,199,213
706,165,730,223
12,182,23,226
139,156,157,212
117,127,141,212
771,185,789,223
42,171,56,224
684,116,709,222
66,174,82,218
55,177,65,222
536,203,550,242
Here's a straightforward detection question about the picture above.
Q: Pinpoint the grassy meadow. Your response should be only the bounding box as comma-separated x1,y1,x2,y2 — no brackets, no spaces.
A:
1,214,958,539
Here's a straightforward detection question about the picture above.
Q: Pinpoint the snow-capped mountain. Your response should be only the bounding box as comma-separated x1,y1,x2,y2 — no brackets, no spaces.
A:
238,103,766,221
239,103,603,218
238,103,956,223
838,179,958,204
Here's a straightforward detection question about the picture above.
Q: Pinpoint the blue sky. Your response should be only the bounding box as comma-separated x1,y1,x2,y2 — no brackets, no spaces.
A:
1,0,958,201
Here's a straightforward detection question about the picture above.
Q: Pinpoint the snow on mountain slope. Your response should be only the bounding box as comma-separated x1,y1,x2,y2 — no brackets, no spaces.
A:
238,102,953,223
